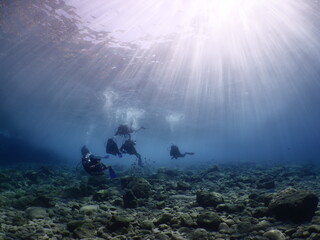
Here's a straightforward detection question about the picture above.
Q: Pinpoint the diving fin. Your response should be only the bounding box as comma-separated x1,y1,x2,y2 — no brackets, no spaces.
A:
109,167,117,179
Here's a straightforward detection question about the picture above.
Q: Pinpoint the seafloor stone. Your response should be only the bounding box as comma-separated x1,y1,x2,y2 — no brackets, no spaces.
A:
79,205,99,214
107,215,132,231
73,222,95,239
216,203,244,213
252,207,269,218
156,213,174,225
196,211,221,230
92,189,112,201
256,179,275,189
121,176,151,199
192,228,209,240
123,190,138,208
237,221,252,233
196,191,224,207
67,220,87,231
263,229,286,240
88,176,108,187
176,181,191,191
140,220,155,230
25,206,48,219
268,187,319,222
180,213,196,227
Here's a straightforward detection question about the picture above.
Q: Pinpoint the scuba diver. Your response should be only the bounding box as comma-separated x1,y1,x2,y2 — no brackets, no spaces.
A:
170,144,195,159
106,138,122,158
114,124,146,140
81,145,117,178
120,140,143,167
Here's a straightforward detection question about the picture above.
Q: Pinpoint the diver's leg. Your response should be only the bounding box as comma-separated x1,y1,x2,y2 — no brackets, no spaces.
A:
185,152,195,155
136,153,143,167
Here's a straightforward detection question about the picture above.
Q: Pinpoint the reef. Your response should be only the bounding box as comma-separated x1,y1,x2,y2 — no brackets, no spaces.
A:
1,163,320,239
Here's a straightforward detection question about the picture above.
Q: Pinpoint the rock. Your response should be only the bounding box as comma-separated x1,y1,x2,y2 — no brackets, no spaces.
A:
268,187,319,222
108,215,131,231
253,220,271,231
156,213,173,225
219,222,230,232
196,211,221,230
25,207,48,219
252,207,269,218
193,228,209,240
180,213,196,227
155,233,171,240
256,179,275,189
216,203,244,213
10,214,27,226
158,224,169,230
93,189,112,201
196,191,224,207
123,190,138,208
121,176,151,199
88,176,108,187
73,222,95,239
263,229,286,240
309,225,320,233
177,181,191,191
67,220,87,231
31,194,55,208
237,221,252,233
79,205,99,214
63,184,93,199
140,220,154,230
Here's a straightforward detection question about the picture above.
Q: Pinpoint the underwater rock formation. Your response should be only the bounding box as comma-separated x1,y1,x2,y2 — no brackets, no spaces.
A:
268,187,319,222
196,191,224,207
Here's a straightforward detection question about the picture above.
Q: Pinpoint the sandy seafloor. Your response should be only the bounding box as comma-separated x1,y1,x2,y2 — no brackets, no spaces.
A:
1,162,320,240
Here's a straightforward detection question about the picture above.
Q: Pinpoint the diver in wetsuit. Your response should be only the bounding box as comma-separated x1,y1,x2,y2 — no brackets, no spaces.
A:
170,145,194,159
106,138,122,158
114,124,146,140
120,140,143,167
81,145,116,178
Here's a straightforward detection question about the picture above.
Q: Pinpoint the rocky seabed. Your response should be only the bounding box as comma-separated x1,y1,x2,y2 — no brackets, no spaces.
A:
1,163,320,240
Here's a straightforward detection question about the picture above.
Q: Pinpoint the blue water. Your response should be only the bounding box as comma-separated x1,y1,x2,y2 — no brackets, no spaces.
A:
0,0,320,167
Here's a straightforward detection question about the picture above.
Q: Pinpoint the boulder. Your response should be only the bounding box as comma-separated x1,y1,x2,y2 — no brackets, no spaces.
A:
216,203,244,213
121,176,151,199
268,187,319,222
92,189,112,201
193,228,209,240
25,207,48,219
79,205,99,215
196,191,224,207
177,181,191,191
123,190,138,208
108,215,132,231
196,211,221,230
263,229,286,240
156,213,173,225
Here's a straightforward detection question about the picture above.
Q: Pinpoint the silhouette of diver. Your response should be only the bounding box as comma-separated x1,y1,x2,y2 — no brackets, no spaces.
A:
81,145,116,178
106,138,122,158
114,124,146,140
170,144,194,159
120,140,143,167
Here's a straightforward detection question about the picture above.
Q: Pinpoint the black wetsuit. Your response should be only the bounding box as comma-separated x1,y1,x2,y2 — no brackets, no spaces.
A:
82,154,107,176
115,124,133,139
106,138,122,156
120,140,142,166
170,145,194,159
